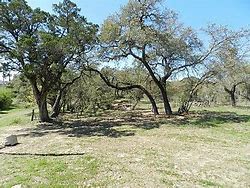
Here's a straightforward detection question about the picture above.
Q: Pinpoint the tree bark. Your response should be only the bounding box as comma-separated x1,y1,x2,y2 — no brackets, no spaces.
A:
159,85,172,115
51,90,63,118
139,85,159,115
50,73,82,118
177,71,215,114
230,92,236,107
29,79,51,122
224,85,237,107
141,62,172,115
37,95,51,122
130,48,173,115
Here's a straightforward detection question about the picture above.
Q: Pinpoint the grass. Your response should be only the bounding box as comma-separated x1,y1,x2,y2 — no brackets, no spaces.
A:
199,179,223,187
0,107,36,128
0,105,249,187
0,155,100,187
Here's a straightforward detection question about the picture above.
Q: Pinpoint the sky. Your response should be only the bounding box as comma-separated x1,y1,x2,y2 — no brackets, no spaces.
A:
1,0,250,81
26,0,250,30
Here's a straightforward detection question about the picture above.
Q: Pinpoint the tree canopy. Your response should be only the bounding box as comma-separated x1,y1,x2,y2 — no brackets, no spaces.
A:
0,0,249,121
0,0,98,121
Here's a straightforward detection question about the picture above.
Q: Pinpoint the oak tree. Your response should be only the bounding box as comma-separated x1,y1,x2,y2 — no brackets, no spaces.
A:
0,0,97,121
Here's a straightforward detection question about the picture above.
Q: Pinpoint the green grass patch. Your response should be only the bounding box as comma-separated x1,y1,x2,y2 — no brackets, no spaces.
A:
199,179,223,187
0,155,100,187
0,107,36,128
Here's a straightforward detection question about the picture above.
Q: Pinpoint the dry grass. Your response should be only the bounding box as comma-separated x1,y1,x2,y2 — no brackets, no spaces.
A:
0,106,249,187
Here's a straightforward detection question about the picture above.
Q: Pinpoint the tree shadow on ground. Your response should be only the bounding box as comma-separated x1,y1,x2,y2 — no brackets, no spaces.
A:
169,110,250,128
0,111,8,115
235,106,250,110
0,106,16,115
15,109,250,138
17,111,160,138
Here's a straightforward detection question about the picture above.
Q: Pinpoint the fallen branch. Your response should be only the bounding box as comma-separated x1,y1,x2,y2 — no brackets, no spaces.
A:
0,152,85,156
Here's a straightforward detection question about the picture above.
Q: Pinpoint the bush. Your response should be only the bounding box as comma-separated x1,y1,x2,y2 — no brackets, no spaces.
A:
0,87,13,110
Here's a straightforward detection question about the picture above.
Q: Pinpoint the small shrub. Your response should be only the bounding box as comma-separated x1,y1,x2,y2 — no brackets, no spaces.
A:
0,87,13,110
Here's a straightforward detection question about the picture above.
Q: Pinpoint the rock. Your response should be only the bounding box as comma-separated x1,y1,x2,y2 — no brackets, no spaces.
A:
5,135,18,146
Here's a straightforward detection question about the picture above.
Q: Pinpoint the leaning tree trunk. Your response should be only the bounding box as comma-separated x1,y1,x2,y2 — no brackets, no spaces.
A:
88,68,159,115
50,74,82,118
158,84,172,115
178,101,193,114
139,86,159,115
229,91,236,107
224,85,237,107
139,56,172,115
51,90,63,118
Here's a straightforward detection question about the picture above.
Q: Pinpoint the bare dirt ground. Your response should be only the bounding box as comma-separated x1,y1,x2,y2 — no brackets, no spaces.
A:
0,107,250,187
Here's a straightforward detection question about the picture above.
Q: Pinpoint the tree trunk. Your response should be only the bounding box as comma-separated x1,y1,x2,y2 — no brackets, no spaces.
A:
159,85,172,115
230,91,236,107
88,68,160,115
178,101,191,114
51,74,82,118
140,86,159,115
138,55,172,115
51,91,63,118
224,85,237,107
29,79,51,122
37,96,51,122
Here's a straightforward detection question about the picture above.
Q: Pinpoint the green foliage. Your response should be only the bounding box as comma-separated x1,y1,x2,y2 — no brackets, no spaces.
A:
8,75,35,105
0,0,249,118
0,87,13,110
99,0,207,115
113,66,158,102
0,0,98,121
65,74,116,114
99,0,202,74
127,89,144,102
168,78,197,106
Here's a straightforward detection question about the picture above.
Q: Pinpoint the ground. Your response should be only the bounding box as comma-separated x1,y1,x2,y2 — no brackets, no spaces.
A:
0,105,249,187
